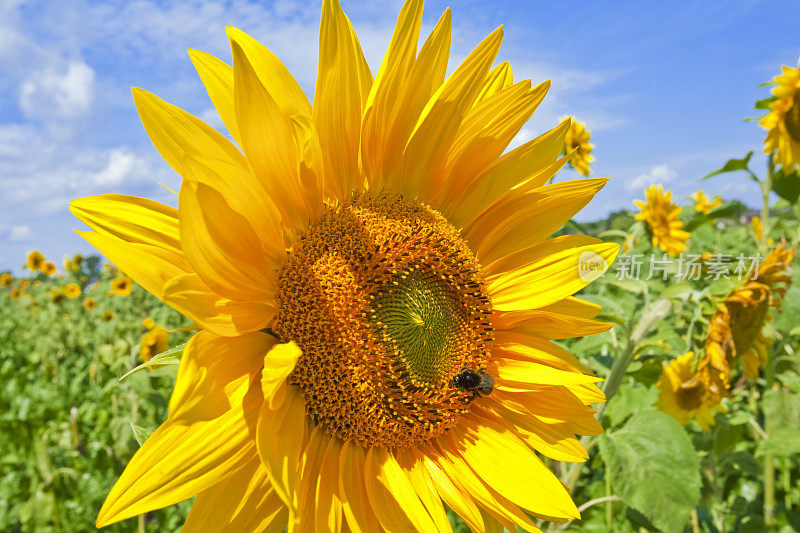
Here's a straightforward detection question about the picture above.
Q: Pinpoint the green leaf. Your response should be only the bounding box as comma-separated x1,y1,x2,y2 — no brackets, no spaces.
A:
598,411,701,533
756,427,800,457
754,95,777,110
702,152,755,181
130,423,155,446
603,384,658,428
772,168,800,204
117,342,187,382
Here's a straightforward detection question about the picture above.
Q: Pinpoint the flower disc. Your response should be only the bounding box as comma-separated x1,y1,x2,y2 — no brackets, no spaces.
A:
273,192,493,447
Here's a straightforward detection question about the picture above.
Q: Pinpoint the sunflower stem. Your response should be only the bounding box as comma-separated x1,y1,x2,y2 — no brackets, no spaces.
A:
605,468,613,528
761,153,776,527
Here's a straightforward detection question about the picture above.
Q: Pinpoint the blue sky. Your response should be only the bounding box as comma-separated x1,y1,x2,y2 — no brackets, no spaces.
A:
1,0,799,272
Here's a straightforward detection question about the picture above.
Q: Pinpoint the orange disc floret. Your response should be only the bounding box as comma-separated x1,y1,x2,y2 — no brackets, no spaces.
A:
274,192,493,448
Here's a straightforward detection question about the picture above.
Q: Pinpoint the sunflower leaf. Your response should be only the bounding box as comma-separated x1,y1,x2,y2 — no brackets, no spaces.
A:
597,410,701,533
130,423,155,447
117,342,187,382
701,151,757,182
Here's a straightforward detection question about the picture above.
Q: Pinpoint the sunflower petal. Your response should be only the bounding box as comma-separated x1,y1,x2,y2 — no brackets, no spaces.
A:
182,449,288,533
178,181,274,301
475,62,513,103
453,414,580,520
364,447,437,532
491,357,601,389
422,453,485,532
395,448,451,532
314,0,373,201
339,440,381,533
495,308,613,340
162,273,274,337
96,348,263,527
70,195,181,255
314,437,344,532
188,49,241,146
487,242,620,312
77,231,189,300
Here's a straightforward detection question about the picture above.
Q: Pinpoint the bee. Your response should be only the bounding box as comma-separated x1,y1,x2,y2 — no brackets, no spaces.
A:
451,366,494,400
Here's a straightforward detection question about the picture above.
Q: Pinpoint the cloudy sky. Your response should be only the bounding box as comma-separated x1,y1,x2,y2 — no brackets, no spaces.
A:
1,0,799,271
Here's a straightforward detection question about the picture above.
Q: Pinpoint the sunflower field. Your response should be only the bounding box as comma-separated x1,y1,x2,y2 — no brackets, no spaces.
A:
2,3,800,531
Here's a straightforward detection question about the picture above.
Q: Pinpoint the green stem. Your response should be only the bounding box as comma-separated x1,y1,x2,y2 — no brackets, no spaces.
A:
138,514,146,533
760,153,774,252
761,154,775,527
605,468,613,529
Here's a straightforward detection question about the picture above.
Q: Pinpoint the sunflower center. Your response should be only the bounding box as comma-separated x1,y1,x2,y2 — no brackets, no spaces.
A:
273,192,493,448
784,92,800,143
675,378,706,410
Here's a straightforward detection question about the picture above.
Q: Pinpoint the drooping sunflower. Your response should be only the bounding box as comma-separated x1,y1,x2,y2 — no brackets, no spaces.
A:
563,116,594,176
656,352,724,431
27,250,45,271
705,243,794,380
64,283,82,298
691,190,721,215
760,57,800,170
49,288,64,303
83,297,98,311
0,273,12,287
111,276,133,296
102,311,115,322
634,184,690,257
140,326,169,363
71,1,618,530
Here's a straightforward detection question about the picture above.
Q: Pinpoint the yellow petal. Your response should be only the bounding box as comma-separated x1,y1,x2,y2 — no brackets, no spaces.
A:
70,195,181,255
485,234,602,276
339,440,381,533
395,447,451,532
179,180,274,301
467,178,608,264
390,27,504,201
360,0,424,183
496,388,602,433
540,296,603,319
187,49,241,146
487,242,620,312
256,379,308,515
493,330,589,374
314,0,373,201
443,119,570,225
293,425,331,532
131,87,246,179
364,447,437,532
162,273,274,337
226,26,311,118
77,231,189,300
261,341,302,409
422,452,485,532
475,61,513,103
182,453,288,533
96,365,263,526
367,8,452,189
491,357,602,389
231,40,311,230
435,79,550,206
495,308,612,340
453,414,580,520
168,330,272,417
314,437,344,532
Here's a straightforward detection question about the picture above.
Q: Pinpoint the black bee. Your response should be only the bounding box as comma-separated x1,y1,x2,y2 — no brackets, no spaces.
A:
451,366,494,400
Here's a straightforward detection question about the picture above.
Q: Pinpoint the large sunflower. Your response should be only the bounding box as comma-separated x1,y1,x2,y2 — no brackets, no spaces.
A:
634,184,690,257
705,243,794,381
760,57,800,170
71,1,617,530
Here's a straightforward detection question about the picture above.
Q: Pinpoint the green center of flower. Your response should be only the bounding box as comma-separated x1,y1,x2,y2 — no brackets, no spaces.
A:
784,92,800,143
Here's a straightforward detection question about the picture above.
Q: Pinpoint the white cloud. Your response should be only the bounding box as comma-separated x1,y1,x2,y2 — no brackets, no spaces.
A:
92,149,143,186
625,164,677,191
19,60,96,121
8,225,33,242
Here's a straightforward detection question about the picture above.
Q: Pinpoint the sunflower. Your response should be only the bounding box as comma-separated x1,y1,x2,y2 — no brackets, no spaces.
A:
563,116,594,176
42,261,57,276
656,352,724,431
64,283,82,298
9,287,21,299
27,250,45,271
140,326,169,363
102,311,115,322
142,316,156,330
49,288,64,303
20,279,30,288
0,273,12,287
691,190,721,215
634,184,690,257
760,57,800,170
705,243,794,380
111,276,133,296
71,2,618,529
83,297,98,311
